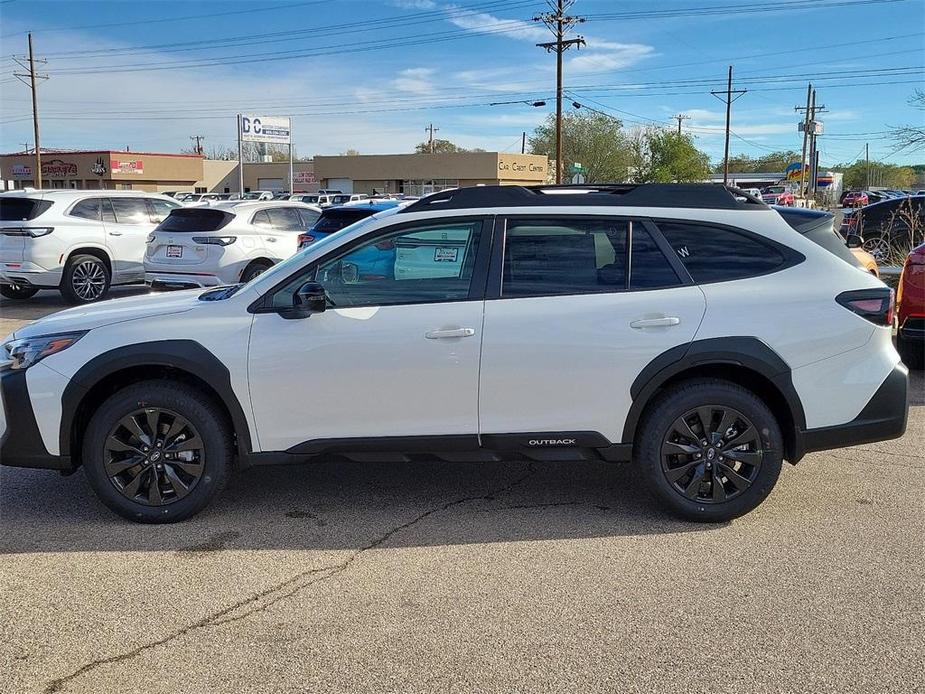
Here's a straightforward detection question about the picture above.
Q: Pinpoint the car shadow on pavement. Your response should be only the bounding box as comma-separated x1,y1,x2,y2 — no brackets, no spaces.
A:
0,459,714,554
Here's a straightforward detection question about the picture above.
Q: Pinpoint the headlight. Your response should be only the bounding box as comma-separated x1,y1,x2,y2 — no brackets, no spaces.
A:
2,332,86,370
192,236,236,246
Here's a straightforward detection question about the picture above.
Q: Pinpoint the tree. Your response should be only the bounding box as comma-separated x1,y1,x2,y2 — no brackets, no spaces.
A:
340,148,361,156
632,129,711,183
414,139,463,154
529,111,633,183
832,160,915,189
889,90,925,154
713,150,801,174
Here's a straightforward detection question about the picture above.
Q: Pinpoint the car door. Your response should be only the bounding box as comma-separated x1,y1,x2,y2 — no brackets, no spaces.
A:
477,216,706,445
247,216,491,452
104,197,158,281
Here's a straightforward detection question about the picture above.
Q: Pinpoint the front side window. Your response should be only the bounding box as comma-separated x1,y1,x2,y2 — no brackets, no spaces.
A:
268,220,484,309
657,221,785,283
69,198,102,221
108,197,149,225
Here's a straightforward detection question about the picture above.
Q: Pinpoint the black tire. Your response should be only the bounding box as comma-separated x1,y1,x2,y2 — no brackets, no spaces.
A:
60,253,111,304
635,378,784,522
240,260,273,283
898,335,924,371
82,380,233,523
0,283,39,299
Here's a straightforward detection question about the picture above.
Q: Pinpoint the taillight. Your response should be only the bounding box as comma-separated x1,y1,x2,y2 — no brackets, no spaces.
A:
836,288,894,326
297,233,315,247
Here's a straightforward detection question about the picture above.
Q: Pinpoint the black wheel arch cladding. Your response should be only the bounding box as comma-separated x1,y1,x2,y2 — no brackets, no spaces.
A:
60,340,252,459
623,336,805,453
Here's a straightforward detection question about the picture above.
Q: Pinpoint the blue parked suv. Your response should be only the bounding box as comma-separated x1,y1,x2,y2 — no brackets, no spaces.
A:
297,200,404,251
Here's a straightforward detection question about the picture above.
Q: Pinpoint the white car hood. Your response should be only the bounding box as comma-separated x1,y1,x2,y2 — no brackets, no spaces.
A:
8,289,206,341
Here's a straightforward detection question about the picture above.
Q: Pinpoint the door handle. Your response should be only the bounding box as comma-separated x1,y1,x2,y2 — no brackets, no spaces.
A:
630,316,681,329
265,237,277,243
108,231,123,236
425,328,476,339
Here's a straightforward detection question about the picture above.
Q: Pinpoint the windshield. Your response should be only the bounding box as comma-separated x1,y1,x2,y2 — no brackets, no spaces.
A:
243,192,264,200
764,186,786,194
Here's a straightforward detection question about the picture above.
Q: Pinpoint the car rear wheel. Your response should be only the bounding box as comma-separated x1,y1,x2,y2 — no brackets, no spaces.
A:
82,380,233,523
240,259,273,283
0,283,39,300
61,253,111,303
861,234,890,263
636,378,783,522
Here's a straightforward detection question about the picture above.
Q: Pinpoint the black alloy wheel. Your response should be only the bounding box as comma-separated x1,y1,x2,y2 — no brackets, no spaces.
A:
660,405,762,504
104,407,205,506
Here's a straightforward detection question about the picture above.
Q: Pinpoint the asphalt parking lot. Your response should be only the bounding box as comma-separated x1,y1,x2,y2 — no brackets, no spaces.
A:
1,291,923,694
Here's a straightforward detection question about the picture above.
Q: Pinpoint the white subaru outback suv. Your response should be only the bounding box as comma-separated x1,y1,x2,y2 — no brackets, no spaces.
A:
0,190,180,303
0,184,908,523
144,201,321,289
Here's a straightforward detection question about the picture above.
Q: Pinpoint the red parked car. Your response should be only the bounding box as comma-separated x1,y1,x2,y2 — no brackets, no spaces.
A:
842,190,869,207
760,186,794,206
897,242,925,370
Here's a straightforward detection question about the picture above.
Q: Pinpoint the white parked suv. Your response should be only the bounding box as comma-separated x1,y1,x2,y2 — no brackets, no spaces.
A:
0,190,180,303
0,184,908,523
144,201,321,288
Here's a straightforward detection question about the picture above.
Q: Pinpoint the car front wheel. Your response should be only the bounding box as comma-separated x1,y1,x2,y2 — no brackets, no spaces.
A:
82,380,233,523
636,378,783,522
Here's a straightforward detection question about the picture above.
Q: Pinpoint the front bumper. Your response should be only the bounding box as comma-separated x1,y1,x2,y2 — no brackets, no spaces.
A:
145,270,224,290
0,368,72,471
799,362,908,457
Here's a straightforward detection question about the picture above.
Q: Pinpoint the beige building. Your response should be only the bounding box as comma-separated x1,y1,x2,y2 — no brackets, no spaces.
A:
3,149,550,196
0,149,204,192
312,152,549,195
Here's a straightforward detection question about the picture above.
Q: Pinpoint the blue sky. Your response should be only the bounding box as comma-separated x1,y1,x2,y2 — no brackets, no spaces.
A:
1,0,923,167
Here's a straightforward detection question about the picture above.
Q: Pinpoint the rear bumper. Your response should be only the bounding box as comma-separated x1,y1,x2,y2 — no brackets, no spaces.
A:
0,262,61,288
145,270,224,290
799,363,908,457
898,316,925,343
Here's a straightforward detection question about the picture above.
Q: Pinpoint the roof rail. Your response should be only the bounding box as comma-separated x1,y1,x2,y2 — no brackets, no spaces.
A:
399,183,767,213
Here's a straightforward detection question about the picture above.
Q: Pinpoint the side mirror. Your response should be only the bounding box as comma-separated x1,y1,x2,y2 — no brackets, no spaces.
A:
280,281,327,319
846,233,863,249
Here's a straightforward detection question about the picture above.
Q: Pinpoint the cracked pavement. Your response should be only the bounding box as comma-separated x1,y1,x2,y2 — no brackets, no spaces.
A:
2,295,923,694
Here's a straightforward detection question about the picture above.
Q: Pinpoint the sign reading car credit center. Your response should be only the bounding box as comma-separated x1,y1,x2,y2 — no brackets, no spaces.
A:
239,114,291,144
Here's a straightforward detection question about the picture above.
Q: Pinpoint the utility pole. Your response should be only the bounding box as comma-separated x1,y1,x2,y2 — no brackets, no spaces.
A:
521,131,526,154
796,83,812,198
865,143,870,189
672,114,691,135
425,123,439,154
13,33,48,188
711,65,747,186
189,135,205,155
534,0,585,184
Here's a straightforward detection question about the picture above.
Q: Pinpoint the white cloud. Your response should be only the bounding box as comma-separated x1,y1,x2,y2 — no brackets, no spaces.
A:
444,6,549,42
392,67,437,95
568,42,655,74
390,0,438,8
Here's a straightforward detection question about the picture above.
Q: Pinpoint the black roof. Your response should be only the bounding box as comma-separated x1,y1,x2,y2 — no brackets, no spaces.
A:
399,184,767,214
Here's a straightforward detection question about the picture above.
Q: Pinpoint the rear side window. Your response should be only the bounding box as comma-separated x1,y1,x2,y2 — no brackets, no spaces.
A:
657,221,786,283
0,197,52,221
157,208,233,232
266,207,304,231
630,228,681,289
298,208,320,227
502,218,629,298
251,210,272,228
108,198,149,225
147,199,178,223
69,198,102,221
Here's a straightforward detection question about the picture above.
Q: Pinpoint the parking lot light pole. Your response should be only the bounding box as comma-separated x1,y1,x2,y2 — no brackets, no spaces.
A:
237,114,244,195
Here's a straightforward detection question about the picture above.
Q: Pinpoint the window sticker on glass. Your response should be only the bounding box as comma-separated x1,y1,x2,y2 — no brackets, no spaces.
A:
434,247,459,262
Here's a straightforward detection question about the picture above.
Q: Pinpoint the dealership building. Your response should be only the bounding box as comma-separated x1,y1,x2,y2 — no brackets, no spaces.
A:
1,149,549,195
